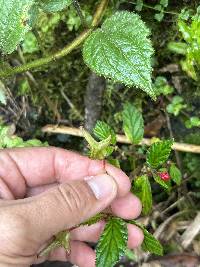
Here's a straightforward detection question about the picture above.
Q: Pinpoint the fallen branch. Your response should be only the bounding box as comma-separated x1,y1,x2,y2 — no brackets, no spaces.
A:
42,124,200,154
181,212,200,249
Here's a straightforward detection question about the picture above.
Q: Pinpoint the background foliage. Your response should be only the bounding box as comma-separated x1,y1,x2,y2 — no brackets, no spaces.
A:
0,0,200,266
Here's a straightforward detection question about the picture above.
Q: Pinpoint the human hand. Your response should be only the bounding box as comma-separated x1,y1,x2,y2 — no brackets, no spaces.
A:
0,147,143,267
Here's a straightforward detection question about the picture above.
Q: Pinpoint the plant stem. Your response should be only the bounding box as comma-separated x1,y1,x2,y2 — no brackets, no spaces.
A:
0,0,109,78
72,0,87,28
92,0,109,27
130,1,178,15
0,30,91,78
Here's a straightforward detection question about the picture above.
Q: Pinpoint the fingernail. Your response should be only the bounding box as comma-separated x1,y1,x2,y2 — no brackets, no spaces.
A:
85,174,117,200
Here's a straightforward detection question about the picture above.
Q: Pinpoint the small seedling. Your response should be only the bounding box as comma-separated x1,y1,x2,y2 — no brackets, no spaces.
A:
39,112,182,266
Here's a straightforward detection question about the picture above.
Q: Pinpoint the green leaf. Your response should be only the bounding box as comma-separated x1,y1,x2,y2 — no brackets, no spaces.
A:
185,117,200,129
153,174,170,190
142,229,163,255
153,76,174,96
132,175,152,215
122,103,144,144
167,41,187,55
93,121,117,145
154,12,164,22
146,140,173,169
5,137,48,148
176,8,200,80
107,158,120,168
125,248,137,261
154,4,162,11
135,0,143,11
170,164,182,185
24,139,48,147
166,96,187,116
22,32,39,54
28,3,40,27
83,11,155,99
0,123,48,148
96,217,128,267
4,136,24,148
128,220,163,255
179,8,191,21
40,0,72,13
160,0,168,7
0,0,36,54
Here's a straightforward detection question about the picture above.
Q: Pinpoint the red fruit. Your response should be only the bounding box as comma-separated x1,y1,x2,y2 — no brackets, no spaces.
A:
159,172,170,181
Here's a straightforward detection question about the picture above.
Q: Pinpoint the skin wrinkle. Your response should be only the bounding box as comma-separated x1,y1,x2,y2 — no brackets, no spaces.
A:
6,151,27,185
57,184,75,216
57,182,94,226
26,183,58,197
0,151,26,198
66,183,86,216
0,249,35,261
0,177,15,200
0,250,35,266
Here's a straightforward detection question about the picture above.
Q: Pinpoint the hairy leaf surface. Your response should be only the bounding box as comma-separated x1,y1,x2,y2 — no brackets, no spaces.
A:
128,220,163,255
142,229,163,255
170,164,182,185
40,0,72,12
83,11,155,98
147,140,173,169
133,175,152,215
96,217,128,267
0,0,36,54
122,103,144,144
94,120,116,145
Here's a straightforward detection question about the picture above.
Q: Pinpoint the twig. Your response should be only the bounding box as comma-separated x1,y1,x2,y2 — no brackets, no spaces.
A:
59,87,83,120
0,0,109,78
181,212,200,249
161,196,186,215
154,210,196,240
92,0,109,27
73,0,87,28
42,125,200,154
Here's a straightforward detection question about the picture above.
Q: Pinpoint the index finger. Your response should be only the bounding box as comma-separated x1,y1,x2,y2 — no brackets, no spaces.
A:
0,147,130,198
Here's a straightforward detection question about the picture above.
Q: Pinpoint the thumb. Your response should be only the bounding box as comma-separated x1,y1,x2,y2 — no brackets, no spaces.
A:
17,174,117,242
